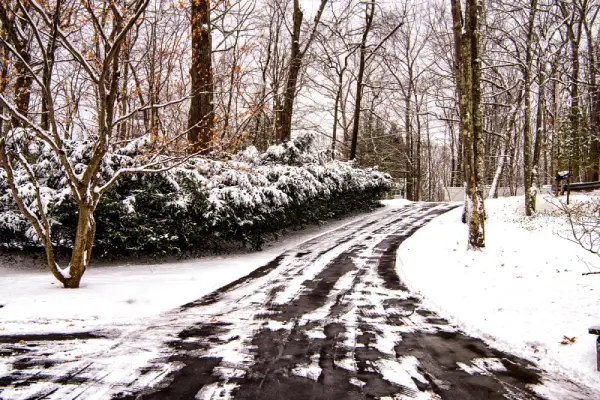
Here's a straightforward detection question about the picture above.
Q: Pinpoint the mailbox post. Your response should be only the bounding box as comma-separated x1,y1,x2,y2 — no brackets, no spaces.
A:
555,171,571,204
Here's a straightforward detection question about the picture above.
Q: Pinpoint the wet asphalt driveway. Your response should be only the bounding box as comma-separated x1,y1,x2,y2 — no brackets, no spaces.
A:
0,203,593,399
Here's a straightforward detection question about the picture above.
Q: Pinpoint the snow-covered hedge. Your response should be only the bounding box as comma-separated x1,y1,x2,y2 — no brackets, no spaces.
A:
0,134,391,256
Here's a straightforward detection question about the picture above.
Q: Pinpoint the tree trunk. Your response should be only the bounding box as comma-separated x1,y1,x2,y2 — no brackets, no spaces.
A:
349,0,374,160
426,113,432,200
551,64,560,179
561,3,583,180
224,31,241,143
532,60,545,201
415,97,422,201
41,0,61,131
0,2,34,127
468,0,485,248
523,0,537,216
332,53,351,160
456,113,464,185
489,92,521,199
12,56,32,128
63,204,96,289
119,44,130,140
449,118,456,187
332,85,342,159
404,82,414,199
277,0,328,143
452,0,485,248
586,20,600,181
0,44,8,135
277,0,303,143
188,0,214,151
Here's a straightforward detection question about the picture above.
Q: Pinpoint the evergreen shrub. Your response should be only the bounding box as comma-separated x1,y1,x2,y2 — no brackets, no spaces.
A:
0,134,392,256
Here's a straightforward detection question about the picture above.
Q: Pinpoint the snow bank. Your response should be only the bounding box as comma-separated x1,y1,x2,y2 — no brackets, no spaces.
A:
397,195,600,392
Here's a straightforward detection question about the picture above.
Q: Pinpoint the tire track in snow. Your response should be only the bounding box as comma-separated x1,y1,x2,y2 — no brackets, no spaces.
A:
0,203,416,399
0,203,593,400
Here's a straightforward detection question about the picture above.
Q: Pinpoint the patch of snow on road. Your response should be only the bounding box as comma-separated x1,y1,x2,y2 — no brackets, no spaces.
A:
375,358,416,387
334,356,357,372
291,353,321,381
376,358,440,400
456,357,507,375
349,377,365,387
397,356,429,385
196,382,238,400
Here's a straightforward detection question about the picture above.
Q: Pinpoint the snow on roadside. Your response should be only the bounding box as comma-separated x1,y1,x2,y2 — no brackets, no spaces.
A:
397,195,600,394
0,199,410,336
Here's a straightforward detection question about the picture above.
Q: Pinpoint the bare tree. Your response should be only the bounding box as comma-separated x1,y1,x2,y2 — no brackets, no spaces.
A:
276,0,328,142
451,0,485,248
349,0,375,160
0,0,192,288
523,0,539,215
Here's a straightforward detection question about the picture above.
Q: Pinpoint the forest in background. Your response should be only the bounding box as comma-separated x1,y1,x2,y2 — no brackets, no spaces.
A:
2,0,599,200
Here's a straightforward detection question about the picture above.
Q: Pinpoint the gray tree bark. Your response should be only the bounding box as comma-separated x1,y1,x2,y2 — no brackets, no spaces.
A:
451,0,485,248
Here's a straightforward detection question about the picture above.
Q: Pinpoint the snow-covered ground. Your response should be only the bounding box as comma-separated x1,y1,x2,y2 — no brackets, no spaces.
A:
4,195,599,397
0,200,409,336
398,195,600,393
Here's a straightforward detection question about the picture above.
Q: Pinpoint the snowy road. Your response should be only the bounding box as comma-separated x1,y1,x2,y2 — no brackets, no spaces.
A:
0,203,594,399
